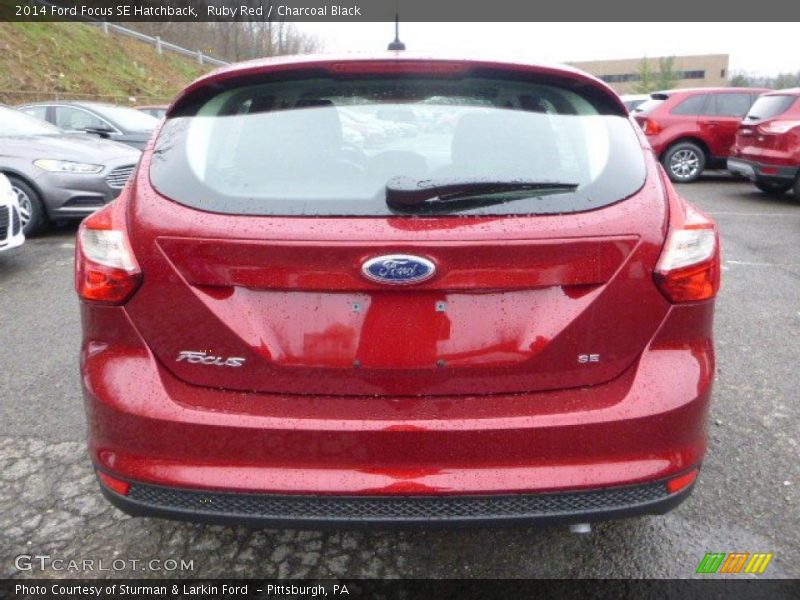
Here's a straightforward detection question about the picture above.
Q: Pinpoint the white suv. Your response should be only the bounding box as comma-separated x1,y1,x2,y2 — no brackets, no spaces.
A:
0,172,25,253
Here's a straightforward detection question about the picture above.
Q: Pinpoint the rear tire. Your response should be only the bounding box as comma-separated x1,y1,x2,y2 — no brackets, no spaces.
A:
662,142,706,183
755,180,792,195
794,175,800,202
8,176,48,236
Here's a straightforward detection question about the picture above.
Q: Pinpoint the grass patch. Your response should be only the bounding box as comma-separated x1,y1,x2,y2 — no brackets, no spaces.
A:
0,22,211,105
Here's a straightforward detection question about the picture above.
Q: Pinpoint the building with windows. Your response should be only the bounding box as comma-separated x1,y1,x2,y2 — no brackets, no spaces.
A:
568,54,730,94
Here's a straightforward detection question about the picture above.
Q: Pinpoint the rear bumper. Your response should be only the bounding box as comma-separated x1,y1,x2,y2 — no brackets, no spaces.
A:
728,157,799,182
98,474,695,528
81,300,714,523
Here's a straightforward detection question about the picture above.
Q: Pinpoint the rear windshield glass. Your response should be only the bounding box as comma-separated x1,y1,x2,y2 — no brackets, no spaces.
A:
150,75,646,216
630,97,664,115
745,95,798,121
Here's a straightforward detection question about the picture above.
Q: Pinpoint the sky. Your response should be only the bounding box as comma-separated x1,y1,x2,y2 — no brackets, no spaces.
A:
296,23,798,77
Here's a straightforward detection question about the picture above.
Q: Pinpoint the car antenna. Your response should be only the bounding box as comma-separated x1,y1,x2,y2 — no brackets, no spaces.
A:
387,13,406,51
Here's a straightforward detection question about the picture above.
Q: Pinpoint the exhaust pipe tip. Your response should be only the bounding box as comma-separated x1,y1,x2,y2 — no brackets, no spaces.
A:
569,523,592,534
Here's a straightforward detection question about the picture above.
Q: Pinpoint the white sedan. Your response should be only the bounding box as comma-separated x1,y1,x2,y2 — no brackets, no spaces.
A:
0,172,25,252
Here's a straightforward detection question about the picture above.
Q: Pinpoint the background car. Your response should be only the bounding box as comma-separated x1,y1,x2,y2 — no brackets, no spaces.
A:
632,87,769,182
728,88,800,200
0,172,25,253
620,94,650,112
339,108,389,147
136,105,168,120
17,101,158,150
0,105,141,235
77,55,719,528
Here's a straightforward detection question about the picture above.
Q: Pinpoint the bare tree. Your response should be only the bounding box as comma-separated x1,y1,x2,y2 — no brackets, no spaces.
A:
728,71,752,87
728,70,800,90
117,2,322,63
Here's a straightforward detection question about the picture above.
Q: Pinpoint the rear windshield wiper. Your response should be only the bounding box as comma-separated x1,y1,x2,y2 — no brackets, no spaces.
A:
385,176,579,210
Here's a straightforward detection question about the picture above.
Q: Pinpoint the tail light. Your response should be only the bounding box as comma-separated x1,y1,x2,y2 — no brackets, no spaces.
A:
758,120,800,135
666,468,699,494
97,471,131,496
641,118,662,136
75,199,141,305
654,206,720,303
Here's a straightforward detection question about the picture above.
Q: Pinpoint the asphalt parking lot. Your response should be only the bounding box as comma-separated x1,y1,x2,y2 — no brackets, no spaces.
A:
1,174,798,579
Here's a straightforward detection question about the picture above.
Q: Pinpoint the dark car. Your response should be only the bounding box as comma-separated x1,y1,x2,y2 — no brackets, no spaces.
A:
17,101,158,150
728,88,800,199
76,55,719,528
632,87,770,182
0,105,140,234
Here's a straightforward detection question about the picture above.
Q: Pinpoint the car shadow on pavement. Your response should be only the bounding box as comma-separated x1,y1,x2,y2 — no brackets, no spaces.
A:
0,252,27,276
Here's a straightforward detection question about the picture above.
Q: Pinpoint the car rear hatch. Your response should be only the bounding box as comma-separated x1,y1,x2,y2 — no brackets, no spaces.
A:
736,93,800,153
124,58,670,397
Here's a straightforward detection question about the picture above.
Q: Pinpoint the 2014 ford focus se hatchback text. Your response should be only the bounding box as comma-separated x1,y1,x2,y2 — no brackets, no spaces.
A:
77,55,720,527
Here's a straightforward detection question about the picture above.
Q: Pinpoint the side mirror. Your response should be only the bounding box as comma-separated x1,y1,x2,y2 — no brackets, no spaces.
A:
83,126,113,138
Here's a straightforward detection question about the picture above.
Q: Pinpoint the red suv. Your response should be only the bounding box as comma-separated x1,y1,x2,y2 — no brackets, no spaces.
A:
728,88,800,199
76,56,719,527
633,87,769,182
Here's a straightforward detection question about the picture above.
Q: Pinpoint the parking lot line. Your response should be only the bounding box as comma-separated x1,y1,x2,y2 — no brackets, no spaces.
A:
724,260,798,267
708,212,800,217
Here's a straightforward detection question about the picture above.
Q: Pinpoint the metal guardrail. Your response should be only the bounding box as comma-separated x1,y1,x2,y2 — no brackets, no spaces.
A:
95,21,229,67
31,0,230,67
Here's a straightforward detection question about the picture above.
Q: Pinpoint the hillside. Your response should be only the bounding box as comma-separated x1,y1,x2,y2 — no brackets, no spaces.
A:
0,23,211,106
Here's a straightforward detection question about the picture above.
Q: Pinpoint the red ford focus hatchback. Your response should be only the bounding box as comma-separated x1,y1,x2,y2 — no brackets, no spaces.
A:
76,55,719,527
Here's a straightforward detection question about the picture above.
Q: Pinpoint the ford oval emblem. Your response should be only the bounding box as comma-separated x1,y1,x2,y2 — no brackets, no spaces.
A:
361,254,436,285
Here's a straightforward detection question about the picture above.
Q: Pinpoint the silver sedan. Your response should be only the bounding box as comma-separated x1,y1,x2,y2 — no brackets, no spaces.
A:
0,106,141,235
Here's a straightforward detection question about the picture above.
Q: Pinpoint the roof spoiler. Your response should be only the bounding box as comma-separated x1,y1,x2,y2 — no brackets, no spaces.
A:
166,58,629,119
